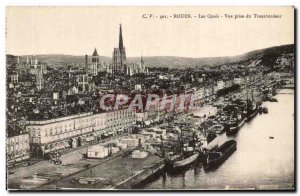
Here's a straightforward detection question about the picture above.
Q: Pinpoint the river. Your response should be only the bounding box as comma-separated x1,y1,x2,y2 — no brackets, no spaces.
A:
137,90,295,190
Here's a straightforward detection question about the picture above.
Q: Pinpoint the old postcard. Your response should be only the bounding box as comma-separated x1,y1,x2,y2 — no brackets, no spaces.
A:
6,6,295,191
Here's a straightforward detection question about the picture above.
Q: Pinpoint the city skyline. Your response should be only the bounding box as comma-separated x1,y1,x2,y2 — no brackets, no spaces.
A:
6,6,294,58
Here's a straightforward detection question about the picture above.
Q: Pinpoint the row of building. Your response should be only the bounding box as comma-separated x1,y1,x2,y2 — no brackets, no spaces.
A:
7,68,263,164
6,23,268,165
7,107,136,162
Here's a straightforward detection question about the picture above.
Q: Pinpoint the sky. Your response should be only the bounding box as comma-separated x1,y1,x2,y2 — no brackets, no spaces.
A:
6,6,294,58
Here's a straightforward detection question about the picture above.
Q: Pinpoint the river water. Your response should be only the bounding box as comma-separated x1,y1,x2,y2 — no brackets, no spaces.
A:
138,90,295,190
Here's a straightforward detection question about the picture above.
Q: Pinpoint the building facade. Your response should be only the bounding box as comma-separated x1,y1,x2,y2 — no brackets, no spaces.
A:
35,68,44,90
26,108,136,157
76,74,93,92
16,56,46,76
26,112,95,156
7,133,30,164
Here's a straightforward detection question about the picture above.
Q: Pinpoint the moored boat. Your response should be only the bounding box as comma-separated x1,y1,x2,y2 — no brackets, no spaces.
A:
245,100,258,122
210,124,225,134
225,114,245,136
171,152,199,169
258,106,263,114
269,98,278,102
205,140,237,170
206,132,217,144
165,128,200,170
262,107,268,114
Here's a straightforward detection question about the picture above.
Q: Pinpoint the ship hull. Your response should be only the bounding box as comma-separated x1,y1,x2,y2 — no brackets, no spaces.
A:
205,140,237,170
225,118,245,136
245,109,258,122
166,152,199,170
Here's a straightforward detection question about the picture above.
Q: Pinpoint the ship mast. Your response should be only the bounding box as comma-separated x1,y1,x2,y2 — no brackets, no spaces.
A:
180,128,184,155
246,75,249,101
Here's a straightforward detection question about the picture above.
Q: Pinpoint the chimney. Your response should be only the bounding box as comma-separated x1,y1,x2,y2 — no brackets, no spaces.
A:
85,55,88,69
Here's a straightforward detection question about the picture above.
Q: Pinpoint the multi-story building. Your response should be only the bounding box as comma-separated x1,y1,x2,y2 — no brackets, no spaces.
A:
233,77,245,85
8,72,18,84
26,112,95,156
105,108,136,135
26,108,136,157
7,126,30,165
194,87,205,101
135,111,148,127
76,74,93,92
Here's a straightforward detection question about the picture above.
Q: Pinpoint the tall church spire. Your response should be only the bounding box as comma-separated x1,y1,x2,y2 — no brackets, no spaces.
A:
113,24,126,75
119,24,124,49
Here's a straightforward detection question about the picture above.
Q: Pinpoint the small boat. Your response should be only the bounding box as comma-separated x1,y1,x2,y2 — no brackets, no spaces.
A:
258,106,263,114
245,101,258,122
269,136,274,139
205,140,237,170
171,152,199,169
210,124,225,134
226,114,245,136
165,152,181,167
165,129,199,170
269,98,278,102
207,132,217,144
262,107,268,114
245,89,258,122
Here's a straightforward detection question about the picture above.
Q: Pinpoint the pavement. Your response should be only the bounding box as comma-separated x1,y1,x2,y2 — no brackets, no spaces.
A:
51,154,162,190
7,134,129,189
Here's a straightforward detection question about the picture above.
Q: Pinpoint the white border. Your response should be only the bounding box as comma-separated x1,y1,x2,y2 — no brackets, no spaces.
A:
1,1,298,196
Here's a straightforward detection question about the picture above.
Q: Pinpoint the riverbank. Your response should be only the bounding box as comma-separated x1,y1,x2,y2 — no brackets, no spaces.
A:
138,91,294,190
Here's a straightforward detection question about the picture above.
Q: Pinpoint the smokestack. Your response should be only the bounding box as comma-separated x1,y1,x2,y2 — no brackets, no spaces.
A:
85,55,88,69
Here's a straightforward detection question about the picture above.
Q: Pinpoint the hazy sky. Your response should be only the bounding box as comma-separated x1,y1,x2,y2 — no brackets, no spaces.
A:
6,6,294,58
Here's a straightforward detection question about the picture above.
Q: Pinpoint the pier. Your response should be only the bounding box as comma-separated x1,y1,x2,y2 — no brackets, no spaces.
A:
37,153,164,190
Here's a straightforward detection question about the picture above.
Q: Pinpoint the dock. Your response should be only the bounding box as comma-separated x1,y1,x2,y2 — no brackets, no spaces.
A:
38,153,164,190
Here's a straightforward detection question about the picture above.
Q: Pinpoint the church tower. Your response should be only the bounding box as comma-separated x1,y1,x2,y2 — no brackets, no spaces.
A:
36,68,44,90
92,48,99,63
112,24,126,75
92,48,99,76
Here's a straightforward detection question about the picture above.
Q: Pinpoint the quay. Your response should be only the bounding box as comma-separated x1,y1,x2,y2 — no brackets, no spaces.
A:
114,158,165,189
37,153,164,190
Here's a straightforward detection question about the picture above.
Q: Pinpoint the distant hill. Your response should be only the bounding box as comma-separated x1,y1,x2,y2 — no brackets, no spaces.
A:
6,44,294,68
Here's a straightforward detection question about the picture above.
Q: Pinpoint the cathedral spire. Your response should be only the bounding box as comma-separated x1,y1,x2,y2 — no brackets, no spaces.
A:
119,24,124,49
92,48,98,56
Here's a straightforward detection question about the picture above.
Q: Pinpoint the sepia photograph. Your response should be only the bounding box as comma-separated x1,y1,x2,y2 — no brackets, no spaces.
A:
5,6,295,191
